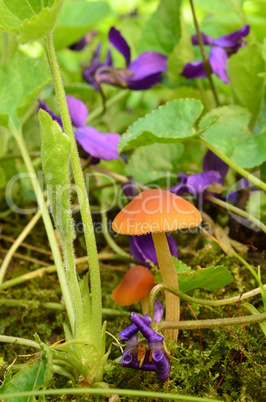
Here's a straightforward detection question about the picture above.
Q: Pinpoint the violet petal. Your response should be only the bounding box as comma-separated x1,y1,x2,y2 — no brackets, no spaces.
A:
152,349,171,379
191,32,214,46
130,313,164,346
66,96,88,128
127,73,164,90
109,27,131,66
74,127,120,161
203,150,229,184
181,61,207,79
129,233,178,268
120,315,151,341
153,300,164,323
128,52,167,82
69,36,87,51
214,25,250,48
209,46,229,83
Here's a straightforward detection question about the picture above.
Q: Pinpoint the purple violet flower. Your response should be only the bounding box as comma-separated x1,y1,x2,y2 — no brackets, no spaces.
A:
84,27,167,90
182,25,250,83
83,43,112,90
38,96,120,161
170,149,229,199
119,301,170,379
129,233,178,268
69,31,97,52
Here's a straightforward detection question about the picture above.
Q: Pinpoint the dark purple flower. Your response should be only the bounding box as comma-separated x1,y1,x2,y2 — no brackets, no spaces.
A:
83,43,112,90
170,171,221,197
182,25,250,83
129,233,178,268
203,150,229,185
38,96,120,161
69,31,97,51
84,27,167,91
119,301,170,379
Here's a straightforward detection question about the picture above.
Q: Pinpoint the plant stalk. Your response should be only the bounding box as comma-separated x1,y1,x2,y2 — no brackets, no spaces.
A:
200,138,266,192
44,32,102,345
9,128,75,333
189,0,220,107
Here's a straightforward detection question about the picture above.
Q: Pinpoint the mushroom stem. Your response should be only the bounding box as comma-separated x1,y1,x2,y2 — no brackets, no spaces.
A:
140,297,149,315
152,232,179,340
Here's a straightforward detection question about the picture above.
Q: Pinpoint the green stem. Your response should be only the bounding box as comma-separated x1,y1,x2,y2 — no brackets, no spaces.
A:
149,283,265,321
160,312,266,330
10,127,75,334
44,33,102,345
200,138,266,192
0,152,40,162
0,211,42,285
0,388,221,401
207,195,266,234
62,240,83,338
86,90,129,123
189,0,220,107
0,335,40,349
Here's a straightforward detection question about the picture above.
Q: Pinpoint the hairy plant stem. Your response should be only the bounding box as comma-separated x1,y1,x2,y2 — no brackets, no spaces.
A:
149,284,264,320
0,211,42,284
207,195,266,234
189,0,220,107
160,312,266,330
0,388,221,401
44,33,102,346
200,138,266,192
8,127,75,333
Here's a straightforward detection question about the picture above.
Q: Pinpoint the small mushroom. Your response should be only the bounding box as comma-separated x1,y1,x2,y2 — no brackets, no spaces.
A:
111,265,155,314
112,189,202,340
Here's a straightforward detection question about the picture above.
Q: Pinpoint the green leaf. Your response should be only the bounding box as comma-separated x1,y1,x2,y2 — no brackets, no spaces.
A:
201,105,266,168
39,109,74,242
155,258,233,292
118,99,204,152
126,143,184,184
0,57,51,129
0,347,53,400
0,0,64,43
53,0,111,50
168,17,194,82
138,0,182,55
227,43,265,130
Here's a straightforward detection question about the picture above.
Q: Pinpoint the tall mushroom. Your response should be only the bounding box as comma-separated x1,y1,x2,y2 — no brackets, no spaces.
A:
112,189,202,340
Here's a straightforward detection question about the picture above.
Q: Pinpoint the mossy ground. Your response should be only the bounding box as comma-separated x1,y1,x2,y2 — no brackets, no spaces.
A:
0,214,265,401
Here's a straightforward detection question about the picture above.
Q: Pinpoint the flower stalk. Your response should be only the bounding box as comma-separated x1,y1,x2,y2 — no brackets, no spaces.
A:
43,32,102,346
189,0,220,106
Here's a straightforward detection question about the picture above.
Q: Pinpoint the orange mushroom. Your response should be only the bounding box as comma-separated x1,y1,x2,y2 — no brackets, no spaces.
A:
112,189,202,340
111,265,155,314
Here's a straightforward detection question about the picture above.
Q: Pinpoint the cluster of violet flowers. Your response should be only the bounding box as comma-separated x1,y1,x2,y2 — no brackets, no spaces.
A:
120,301,170,379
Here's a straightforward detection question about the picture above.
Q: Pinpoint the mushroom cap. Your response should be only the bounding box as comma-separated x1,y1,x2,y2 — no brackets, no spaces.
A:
112,189,202,235
111,265,155,306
